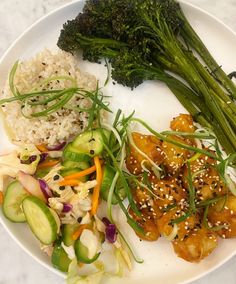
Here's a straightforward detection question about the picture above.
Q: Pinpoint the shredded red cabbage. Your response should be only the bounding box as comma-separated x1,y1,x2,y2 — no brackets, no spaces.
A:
39,179,52,199
62,203,73,213
47,142,66,151
102,217,117,243
20,155,37,164
39,153,48,163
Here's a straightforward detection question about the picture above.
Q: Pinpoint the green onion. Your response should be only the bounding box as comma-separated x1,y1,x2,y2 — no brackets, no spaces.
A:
1,62,111,122
30,91,75,117
161,130,215,140
197,195,227,208
115,193,144,236
103,142,140,216
116,228,144,264
130,117,220,161
172,162,196,224
30,75,77,91
9,61,20,97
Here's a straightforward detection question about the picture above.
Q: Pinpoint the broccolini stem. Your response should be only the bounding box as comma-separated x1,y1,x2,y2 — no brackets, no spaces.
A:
164,78,235,154
173,52,236,150
179,10,236,100
211,120,236,154
185,50,236,115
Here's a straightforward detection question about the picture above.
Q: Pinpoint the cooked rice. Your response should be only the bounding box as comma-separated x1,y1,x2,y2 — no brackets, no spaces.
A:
2,49,97,146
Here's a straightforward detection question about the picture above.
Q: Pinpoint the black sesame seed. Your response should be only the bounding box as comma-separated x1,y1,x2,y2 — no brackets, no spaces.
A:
53,175,60,181
59,186,65,190
77,217,82,223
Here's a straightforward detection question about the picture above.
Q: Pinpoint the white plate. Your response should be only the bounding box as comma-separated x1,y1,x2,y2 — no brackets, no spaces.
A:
1,1,236,283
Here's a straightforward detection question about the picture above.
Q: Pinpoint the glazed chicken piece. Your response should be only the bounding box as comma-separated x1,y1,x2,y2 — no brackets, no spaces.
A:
160,135,191,175
132,185,161,219
130,185,160,241
172,227,218,262
170,113,195,133
126,132,165,175
181,154,227,202
160,114,196,175
207,195,236,238
156,207,201,241
149,174,187,218
129,207,160,241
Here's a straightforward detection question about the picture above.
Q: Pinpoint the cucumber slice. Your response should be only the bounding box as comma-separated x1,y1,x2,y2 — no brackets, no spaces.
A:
62,223,80,247
51,241,71,272
101,165,127,204
72,129,105,157
63,143,91,162
22,196,58,245
62,160,90,170
2,180,29,223
101,165,118,204
74,239,100,264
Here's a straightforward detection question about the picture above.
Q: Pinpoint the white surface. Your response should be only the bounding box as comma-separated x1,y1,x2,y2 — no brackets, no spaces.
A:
1,1,236,284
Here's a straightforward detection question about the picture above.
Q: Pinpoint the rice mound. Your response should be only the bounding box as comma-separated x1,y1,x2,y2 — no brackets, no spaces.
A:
2,49,97,146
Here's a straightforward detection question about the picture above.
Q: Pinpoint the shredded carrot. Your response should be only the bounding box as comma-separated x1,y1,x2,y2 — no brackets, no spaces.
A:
36,144,48,152
64,165,96,180
72,224,88,240
37,159,59,169
59,179,80,187
90,156,103,216
0,192,4,204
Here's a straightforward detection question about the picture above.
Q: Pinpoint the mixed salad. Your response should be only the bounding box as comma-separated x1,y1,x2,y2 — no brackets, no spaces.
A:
0,124,135,283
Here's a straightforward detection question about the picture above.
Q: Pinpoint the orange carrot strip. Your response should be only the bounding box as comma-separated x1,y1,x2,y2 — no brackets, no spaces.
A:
90,156,103,216
72,224,88,240
0,192,4,204
37,160,59,169
59,179,80,187
64,165,96,180
36,144,48,152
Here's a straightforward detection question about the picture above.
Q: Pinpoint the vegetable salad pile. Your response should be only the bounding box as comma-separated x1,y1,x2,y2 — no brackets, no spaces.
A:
0,128,135,283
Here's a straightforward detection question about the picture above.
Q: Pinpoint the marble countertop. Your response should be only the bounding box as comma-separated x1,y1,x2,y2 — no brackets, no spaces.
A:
1,0,236,283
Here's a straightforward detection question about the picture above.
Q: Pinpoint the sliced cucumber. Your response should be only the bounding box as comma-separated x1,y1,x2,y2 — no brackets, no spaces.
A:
2,180,29,223
62,160,90,170
101,165,127,204
101,165,118,204
62,223,80,247
63,143,91,162
72,129,105,157
74,239,100,264
51,241,71,272
63,129,109,162
22,196,58,245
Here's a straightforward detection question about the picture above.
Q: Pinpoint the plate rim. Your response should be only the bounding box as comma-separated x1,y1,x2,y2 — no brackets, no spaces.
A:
0,1,236,283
